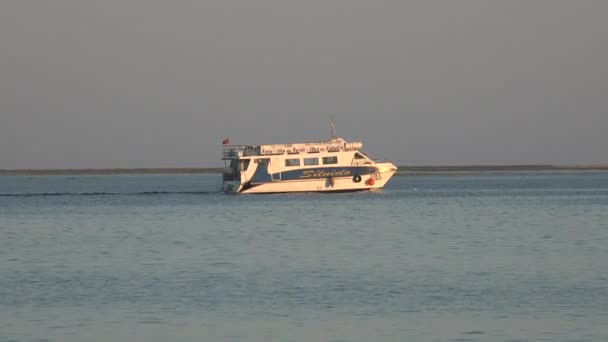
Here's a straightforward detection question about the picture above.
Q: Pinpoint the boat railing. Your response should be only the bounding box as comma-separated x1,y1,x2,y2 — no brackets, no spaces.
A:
222,139,365,158
222,145,261,158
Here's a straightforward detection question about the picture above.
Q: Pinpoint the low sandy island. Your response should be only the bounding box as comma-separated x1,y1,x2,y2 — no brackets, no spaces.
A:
1,165,608,175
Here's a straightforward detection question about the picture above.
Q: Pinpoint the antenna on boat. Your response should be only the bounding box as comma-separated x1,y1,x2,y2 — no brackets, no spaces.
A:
330,116,336,139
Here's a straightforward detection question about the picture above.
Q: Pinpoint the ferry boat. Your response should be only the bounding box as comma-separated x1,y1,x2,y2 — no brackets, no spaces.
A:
221,124,397,194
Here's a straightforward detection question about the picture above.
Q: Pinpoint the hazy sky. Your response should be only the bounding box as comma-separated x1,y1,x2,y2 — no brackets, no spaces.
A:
1,1,607,168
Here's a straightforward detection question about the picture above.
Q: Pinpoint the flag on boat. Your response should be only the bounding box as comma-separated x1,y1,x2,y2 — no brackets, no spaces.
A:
222,138,230,145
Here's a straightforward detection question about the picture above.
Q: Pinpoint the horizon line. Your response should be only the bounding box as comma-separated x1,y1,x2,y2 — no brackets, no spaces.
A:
2,164,608,175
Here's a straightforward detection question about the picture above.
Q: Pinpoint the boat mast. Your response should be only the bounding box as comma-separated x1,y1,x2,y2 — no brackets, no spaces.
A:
330,118,336,139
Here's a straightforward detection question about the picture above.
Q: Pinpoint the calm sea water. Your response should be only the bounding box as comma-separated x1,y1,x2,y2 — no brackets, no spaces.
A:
1,172,607,342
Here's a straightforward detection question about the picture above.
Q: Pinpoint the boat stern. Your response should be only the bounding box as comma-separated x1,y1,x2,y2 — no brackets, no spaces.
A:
222,181,241,194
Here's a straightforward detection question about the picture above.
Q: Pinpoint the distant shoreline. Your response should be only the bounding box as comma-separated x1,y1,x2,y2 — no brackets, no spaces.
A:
2,165,608,176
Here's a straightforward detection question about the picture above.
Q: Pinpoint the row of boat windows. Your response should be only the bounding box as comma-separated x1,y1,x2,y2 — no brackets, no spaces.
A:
232,157,337,172
234,153,364,171
285,156,337,167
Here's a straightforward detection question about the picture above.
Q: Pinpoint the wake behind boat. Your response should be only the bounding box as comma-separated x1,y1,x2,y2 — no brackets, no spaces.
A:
221,124,397,194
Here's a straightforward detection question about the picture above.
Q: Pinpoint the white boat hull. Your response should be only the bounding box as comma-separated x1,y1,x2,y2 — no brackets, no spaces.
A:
223,163,397,194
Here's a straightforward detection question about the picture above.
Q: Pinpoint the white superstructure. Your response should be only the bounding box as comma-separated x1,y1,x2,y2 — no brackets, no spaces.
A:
221,129,397,194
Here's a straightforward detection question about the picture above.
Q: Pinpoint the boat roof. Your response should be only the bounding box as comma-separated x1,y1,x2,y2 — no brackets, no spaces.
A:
222,137,363,158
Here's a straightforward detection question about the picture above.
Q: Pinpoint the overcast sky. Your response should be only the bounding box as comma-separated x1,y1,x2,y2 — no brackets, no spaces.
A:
1,1,607,168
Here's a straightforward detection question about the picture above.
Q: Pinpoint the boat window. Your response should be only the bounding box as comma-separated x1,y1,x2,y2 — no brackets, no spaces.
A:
230,160,239,174
240,159,250,171
304,157,319,166
354,153,366,160
285,158,300,167
322,156,338,165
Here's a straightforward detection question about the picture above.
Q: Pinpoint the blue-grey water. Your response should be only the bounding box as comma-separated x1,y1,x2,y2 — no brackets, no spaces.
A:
1,172,607,342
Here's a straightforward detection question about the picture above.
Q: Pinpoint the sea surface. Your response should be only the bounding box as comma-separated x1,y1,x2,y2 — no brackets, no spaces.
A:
1,172,607,342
